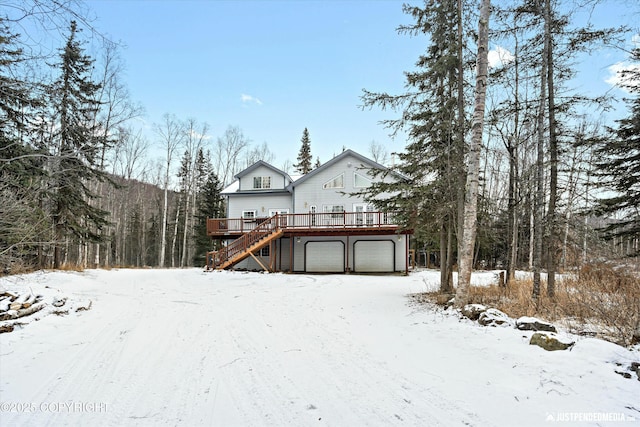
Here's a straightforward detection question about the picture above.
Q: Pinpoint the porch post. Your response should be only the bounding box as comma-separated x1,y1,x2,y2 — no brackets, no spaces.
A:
405,234,409,275
289,235,293,273
345,235,350,274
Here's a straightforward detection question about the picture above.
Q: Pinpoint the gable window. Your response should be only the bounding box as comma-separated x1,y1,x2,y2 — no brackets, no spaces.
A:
354,172,372,188
253,176,271,189
323,173,344,189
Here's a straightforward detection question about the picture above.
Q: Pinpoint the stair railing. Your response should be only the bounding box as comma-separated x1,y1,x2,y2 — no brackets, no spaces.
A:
208,214,281,269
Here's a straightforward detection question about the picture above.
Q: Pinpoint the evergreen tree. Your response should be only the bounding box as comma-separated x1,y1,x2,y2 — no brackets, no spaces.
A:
595,47,640,246
49,21,109,268
360,0,470,292
0,18,44,185
294,128,312,174
0,18,49,269
193,159,224,266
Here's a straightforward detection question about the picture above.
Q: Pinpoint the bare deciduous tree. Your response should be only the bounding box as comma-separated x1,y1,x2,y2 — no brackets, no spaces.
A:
213,125,250,186
456,0,491,308
154,113,184,268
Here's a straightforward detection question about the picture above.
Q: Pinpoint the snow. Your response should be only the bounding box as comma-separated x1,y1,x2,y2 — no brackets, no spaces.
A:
0,269,638,426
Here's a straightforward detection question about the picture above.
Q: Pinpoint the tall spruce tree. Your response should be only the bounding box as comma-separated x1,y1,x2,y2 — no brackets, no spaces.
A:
360,0,470,292
0,19,48,269
595,47,640,246
49,21,109,268
294,128,312,174
194,154,224,266
0,18,43,183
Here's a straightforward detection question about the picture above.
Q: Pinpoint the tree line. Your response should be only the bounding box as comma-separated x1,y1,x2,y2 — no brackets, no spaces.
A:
0,4,282,271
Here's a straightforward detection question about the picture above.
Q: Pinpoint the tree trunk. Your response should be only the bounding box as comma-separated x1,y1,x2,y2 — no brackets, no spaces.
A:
439,223,450,292
533,13,549,299
455,0,466,271
159,179,169,267
171,200,180,268
455,0,491,308
180,191,191,267
545,0,557,298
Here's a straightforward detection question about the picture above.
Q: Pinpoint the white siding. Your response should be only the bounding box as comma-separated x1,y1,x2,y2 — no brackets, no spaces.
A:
293,154,397,214
227,194,292,218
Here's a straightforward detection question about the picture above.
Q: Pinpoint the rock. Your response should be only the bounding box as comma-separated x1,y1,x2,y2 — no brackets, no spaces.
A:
478,308,512,327
516,316,557,333
462,304,487,321
529,332,574,351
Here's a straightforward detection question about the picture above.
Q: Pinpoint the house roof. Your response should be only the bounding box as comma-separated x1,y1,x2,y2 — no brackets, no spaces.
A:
222,149,402,195
287,149,404,189
233,160,292,181
220,180,239,195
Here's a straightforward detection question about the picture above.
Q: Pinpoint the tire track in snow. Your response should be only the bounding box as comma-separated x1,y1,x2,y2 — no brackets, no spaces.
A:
1,270,493,426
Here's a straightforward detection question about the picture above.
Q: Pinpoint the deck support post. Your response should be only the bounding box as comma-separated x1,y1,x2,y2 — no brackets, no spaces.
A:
248,251,270,272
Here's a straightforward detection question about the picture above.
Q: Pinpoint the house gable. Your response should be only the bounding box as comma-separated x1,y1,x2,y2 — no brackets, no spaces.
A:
289,149,398,214
235,161,292,192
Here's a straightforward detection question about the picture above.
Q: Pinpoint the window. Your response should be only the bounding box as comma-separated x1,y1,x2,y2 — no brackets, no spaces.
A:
354,172,372,188
253,176,271,189
323,205,344,219
260,246,270,257
242,210,257,220
323,173,344,189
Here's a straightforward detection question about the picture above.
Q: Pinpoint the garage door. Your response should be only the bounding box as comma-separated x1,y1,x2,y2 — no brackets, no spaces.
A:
354,240,395,272
306,241,344,273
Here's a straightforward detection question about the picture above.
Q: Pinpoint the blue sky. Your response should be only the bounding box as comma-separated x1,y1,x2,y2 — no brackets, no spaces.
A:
86,0,425,168
83,0,638,170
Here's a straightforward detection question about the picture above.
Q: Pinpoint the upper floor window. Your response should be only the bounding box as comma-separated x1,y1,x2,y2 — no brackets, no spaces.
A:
242,210,257,220
354,172,372,188
323,204,344,219
323,173,344,189
253,176,271,189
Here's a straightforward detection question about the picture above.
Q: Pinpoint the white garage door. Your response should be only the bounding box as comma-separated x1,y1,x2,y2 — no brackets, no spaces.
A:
306,241,344,273
354,240,395,272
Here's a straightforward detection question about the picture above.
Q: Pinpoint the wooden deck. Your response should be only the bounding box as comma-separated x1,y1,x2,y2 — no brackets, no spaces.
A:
207,212,400,238
206,212,409,271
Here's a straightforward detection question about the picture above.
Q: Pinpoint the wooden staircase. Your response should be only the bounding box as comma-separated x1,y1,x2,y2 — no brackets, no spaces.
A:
207,215,284,271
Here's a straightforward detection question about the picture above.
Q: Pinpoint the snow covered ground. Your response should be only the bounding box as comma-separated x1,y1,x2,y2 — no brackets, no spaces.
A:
0,269,638,426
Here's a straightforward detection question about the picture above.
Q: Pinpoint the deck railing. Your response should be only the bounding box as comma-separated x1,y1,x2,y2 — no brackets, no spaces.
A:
207,211,397,236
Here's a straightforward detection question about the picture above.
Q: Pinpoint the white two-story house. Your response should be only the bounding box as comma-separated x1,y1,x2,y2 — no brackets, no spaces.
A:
206,149,412,273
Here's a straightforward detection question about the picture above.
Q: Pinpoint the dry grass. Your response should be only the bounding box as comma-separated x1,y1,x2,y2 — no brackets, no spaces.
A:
465,264,640,347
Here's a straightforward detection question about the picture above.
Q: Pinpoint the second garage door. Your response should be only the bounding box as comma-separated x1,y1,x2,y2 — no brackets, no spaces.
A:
305,241,344,273
354,240,395,272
